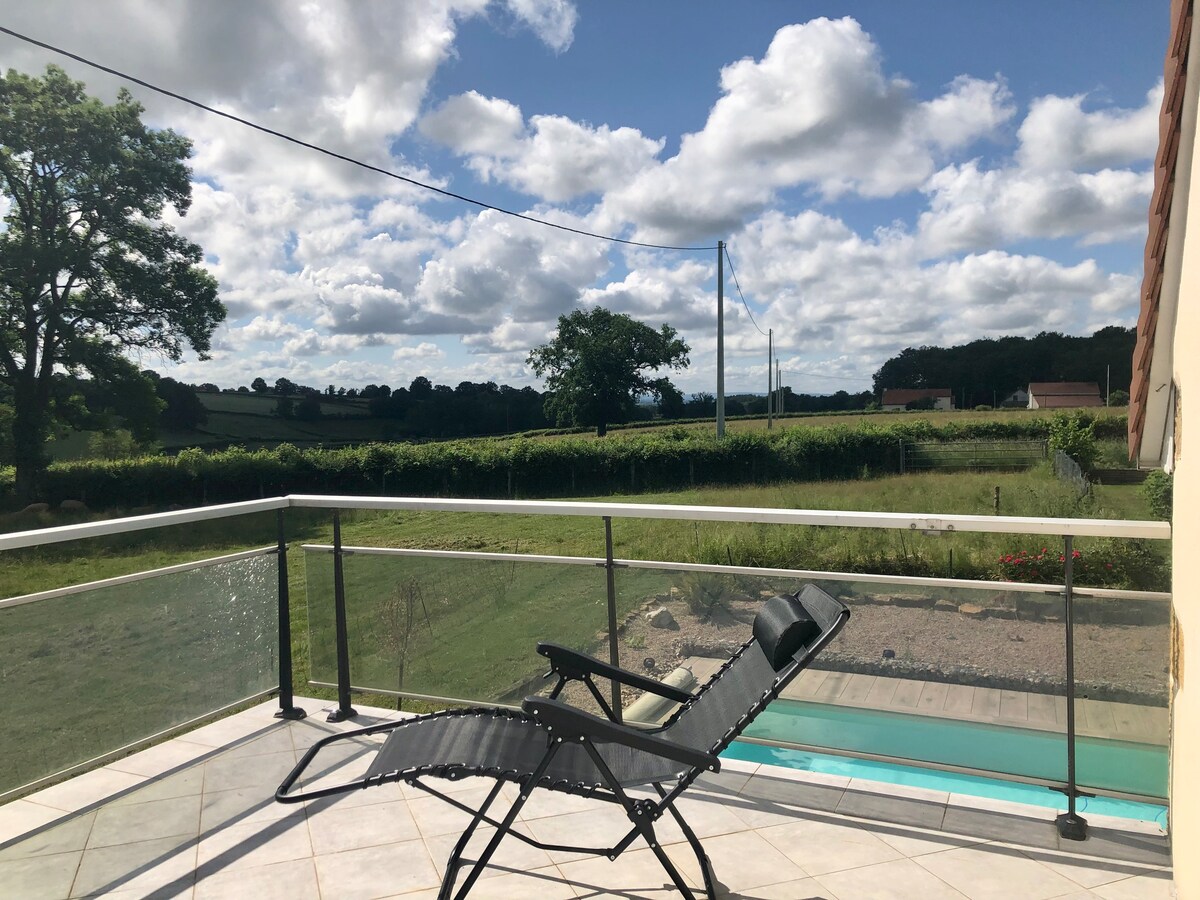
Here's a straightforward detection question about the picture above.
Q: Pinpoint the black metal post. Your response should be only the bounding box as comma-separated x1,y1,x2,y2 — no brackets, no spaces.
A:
328,510,358,723
274,509,305,720
1056,533,1088,840
603,516,622,724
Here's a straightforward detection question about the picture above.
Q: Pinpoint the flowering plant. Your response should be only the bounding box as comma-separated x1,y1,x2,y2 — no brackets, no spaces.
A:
994,547,1115,585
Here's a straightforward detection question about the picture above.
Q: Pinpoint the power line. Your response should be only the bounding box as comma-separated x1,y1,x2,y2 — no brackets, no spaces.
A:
721,246,768,336
780,369,870,383
0,24,716,253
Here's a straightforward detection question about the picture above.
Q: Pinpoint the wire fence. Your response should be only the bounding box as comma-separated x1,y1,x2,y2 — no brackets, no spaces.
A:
1053,450,1091,497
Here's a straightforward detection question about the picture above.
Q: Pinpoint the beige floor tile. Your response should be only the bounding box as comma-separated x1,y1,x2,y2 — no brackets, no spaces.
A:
313,838,441,899
24,768,146,813
0,849,81,900
516,788,601,821
652,794,753,845
307,799,420,855
88,795,202,848
523,806,643,863
722,878,838,899
758,816,903,877
815,857,969,900
408,788,503,838
200,786,297,833
667,829,808,892
869,823,988,858
912,843,1081,900
194,857,320,900
398,864,577,899
107,740,214,779
424,823,555,878
0,799,67,844
0,812,95,861
558,847,700,898
71,834,197,898
1012,846,1165,890
1091,871,1175,900
109,768,205,807
195,813,311,873
201,750,298,794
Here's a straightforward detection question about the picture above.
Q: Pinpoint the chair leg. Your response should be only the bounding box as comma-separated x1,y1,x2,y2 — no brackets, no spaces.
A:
437,779,505,900
444,742,560,900
656,784,717,898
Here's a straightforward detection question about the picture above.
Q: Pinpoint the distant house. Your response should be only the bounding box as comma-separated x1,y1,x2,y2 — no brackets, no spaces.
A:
1002,388,1029,408
881,388,953,411
1026,382,1103,409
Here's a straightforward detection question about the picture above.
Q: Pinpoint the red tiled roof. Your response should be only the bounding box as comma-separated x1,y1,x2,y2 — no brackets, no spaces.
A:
1131,0,1192,459
1028,382,1102,396
881,388,951,405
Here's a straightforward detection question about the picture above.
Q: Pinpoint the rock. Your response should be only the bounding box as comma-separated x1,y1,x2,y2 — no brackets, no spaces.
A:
58,499,87,511
934,599,958,613
985,606,1016,620
19,502,50,515
645,607,677,629
892,594,930,608
959,603,986,618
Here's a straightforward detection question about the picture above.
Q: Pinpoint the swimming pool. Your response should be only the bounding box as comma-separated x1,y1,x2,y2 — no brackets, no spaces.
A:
726,699,1168,825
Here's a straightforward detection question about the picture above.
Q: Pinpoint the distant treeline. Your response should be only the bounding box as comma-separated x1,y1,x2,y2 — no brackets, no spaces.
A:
8,413,1125,510
872,327,1135,406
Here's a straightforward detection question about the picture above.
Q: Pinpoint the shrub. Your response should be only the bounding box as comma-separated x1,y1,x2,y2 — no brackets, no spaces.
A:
1048,412,1097,472
1142,470,1173,520
993,539,1166,590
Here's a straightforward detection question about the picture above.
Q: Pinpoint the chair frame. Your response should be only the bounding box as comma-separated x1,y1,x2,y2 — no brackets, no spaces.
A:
277,591,849,900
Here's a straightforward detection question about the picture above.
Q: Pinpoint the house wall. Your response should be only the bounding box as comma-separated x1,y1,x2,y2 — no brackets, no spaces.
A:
1169,18,1200,894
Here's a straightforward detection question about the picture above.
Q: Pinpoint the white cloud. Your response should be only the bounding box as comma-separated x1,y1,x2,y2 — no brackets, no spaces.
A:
392,341,445,361
1017,82,1162,171
415,208,611,322
502,0,577,52
917,161,1152,255
421,93,664,202
603,17,1014,243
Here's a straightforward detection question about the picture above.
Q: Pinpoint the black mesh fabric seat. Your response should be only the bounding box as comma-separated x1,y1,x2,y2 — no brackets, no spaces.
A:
277,584,849,900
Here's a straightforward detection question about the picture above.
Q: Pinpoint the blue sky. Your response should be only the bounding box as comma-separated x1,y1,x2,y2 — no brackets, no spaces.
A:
0,1,1169,395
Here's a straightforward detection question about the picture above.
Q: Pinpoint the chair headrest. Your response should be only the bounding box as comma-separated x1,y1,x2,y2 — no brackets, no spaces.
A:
753,590,824,670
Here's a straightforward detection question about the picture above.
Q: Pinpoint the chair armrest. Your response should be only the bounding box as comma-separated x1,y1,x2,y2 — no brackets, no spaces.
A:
523,696,719,773
536,642,693,703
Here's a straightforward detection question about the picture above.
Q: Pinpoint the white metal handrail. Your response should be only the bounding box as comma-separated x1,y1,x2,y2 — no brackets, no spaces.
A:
299,543,1171,602
0,493,1171,554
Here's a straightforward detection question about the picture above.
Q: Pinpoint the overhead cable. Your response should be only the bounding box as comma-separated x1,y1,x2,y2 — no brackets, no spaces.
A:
0,24,716,253
722,246,769,336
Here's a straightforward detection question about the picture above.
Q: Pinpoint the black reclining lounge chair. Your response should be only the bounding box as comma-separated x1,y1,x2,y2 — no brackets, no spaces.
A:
277,584,849,899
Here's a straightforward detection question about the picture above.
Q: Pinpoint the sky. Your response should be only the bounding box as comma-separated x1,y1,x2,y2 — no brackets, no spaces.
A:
0,1,1170,396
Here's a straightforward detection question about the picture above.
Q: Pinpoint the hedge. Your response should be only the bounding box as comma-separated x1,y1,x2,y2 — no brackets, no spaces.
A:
2,413,1127,510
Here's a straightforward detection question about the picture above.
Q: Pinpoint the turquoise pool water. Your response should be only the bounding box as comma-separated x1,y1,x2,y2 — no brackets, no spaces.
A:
726,699,1167,825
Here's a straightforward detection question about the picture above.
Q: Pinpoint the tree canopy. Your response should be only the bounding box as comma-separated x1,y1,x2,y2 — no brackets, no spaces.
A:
527,307,690,436
0,65,223,498
871,327,1135,407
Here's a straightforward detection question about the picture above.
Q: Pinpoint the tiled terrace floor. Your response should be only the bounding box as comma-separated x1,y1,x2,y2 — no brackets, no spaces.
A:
0,698,1173,899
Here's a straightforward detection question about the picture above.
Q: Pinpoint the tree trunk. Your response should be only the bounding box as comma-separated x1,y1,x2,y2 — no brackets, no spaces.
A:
11,379,49,504
596,420,608,437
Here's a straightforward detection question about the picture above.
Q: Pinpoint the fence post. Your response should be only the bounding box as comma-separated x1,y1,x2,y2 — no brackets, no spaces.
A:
327,510,358,723
1056,533,1088,840
603,516,623,723
899,440,905,475
274,509,306,720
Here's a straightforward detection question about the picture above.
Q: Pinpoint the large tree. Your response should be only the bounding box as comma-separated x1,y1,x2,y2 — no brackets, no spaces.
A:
527,307,690,436
0,66,223,499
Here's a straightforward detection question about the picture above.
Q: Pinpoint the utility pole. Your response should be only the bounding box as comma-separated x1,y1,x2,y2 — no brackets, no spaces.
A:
716,240,726,437
777,360,782,417
1106,365,1111,406
767,328,773,429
